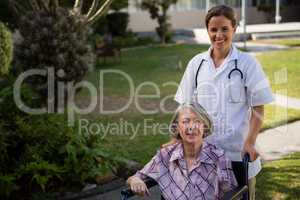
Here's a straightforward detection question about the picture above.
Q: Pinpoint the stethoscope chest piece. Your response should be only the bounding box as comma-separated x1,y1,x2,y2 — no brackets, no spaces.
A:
228,59,243,80
228,60,246,103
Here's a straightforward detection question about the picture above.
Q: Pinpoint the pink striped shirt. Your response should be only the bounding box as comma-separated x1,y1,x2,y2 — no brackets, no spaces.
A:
134,142,237,200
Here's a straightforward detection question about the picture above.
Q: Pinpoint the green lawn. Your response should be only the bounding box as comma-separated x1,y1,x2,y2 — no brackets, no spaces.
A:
78,44,300,163
257,49,300,99
256,152,300,200
263,104,300,130
84,113,172,164
85,44,209,97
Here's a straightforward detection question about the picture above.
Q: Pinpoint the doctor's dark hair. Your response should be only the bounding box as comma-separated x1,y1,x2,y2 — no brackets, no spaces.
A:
205,5,237,28
169,103,213,139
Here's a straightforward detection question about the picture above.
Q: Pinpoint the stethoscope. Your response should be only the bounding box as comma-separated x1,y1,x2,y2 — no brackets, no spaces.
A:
195,59,243,88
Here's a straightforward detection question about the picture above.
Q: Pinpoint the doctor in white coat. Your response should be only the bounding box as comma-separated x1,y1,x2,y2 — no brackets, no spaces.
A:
172,5,273,200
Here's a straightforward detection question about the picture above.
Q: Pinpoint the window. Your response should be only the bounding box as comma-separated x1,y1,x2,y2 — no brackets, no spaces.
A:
171,0,206,11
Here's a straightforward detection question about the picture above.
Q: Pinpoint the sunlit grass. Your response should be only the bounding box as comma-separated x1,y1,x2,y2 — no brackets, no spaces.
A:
257,49,300,99
256,152,300,200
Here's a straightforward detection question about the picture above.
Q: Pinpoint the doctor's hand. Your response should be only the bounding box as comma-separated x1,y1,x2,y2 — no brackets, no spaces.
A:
127,176,150,197
242,140,259,161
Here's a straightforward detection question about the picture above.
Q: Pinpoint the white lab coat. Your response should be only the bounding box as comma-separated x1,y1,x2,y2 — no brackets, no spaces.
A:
175,45,274,178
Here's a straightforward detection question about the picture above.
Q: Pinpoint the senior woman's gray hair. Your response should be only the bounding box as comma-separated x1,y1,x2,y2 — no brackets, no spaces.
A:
169,102,213,139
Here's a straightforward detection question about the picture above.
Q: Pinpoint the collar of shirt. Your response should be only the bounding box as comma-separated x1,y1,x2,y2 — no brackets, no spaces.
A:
169,142,215,165
202,44,239,62
202,44,239,78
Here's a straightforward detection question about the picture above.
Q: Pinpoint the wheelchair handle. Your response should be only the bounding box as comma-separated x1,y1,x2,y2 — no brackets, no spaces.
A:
242,152,250,196
243,153,250,164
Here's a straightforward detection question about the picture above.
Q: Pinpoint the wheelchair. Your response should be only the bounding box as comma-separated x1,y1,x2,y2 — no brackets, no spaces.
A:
121,153,250,200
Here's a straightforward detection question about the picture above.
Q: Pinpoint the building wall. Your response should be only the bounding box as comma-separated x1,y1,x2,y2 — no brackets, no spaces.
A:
127,6,300,32
128,6,268,32
127,10,206,32
235,7,269,24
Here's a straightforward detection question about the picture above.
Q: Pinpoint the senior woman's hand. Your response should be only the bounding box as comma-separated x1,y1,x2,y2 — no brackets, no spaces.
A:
127,176,150,197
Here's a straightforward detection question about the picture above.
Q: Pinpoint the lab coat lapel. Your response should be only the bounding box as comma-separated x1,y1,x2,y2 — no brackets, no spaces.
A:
213,45,239,79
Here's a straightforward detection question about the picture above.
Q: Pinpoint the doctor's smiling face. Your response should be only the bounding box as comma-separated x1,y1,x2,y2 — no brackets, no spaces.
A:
207,15,236,52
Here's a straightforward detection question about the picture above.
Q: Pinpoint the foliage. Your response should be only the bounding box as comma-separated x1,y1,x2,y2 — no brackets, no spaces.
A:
0,84,115,198
92,16,109,35
0,175,18,199
0,1,12,27
0,22,13,76
140,0,178,44
106,12,129,36
11,0,114,106
12,5,94,109
93,11,130,40
110,0,129,11
0,0,29,29
14,6,94,84
256,2,277,22
112,34,157,48
11,0,113,25
257,3,275,13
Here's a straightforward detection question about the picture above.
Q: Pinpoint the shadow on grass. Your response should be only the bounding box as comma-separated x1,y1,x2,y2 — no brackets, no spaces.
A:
256,153,300,200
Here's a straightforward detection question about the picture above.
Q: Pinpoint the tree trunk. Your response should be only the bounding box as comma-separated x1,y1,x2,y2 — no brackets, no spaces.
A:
160,8,168,44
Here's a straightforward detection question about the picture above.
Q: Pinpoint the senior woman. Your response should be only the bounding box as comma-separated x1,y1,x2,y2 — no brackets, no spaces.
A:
127,103,237,200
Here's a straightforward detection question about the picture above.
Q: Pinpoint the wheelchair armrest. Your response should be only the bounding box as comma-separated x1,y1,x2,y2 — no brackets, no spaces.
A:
242,153,250,187
121,177,158,200
221,185,248,200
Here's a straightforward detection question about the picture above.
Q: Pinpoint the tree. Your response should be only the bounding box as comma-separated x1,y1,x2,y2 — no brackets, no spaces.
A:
12,0,113,108
11,0,114,25
92,0,129,36
141,0,178,44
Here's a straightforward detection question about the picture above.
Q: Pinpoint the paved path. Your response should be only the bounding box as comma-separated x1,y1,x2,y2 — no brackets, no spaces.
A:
257,120,300,161
235,41,288,53
257,94,300,161
234,22,300,34
192,22,300,44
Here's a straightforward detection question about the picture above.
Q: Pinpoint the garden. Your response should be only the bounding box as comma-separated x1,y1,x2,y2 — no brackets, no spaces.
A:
0,0,300,199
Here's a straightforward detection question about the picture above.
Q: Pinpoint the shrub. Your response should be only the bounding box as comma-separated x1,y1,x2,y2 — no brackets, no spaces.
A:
0,21,13,76
106,12,129,36
110,31,157,48
0,0,15,29
13,6,94,102
0,85,114,199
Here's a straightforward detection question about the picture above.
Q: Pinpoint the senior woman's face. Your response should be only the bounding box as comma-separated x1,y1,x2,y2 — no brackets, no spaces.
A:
178,108,204,144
